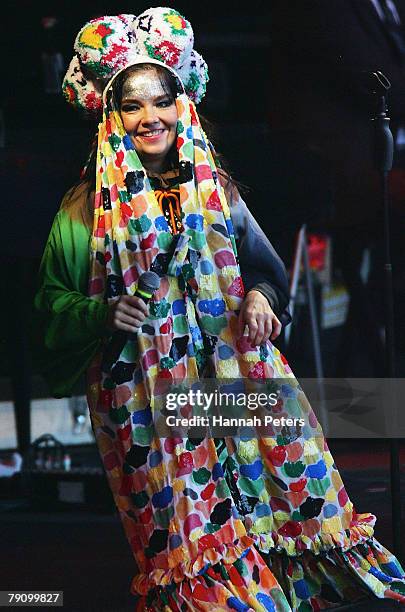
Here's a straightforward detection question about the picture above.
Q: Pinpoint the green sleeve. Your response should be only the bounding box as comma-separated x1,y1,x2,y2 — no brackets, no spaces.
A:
34,208,109,398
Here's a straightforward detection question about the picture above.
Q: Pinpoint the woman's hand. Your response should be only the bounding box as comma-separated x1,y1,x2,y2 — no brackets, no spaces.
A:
238,290,282,346
107,296,148,333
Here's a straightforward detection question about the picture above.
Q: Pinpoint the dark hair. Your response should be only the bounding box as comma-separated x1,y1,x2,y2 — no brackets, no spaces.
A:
66,64,239,225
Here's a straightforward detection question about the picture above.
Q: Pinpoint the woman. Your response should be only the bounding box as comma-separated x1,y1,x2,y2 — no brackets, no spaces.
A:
35,8,405,611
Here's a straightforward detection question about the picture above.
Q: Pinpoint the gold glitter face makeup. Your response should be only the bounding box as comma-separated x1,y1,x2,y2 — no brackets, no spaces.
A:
121,71,169,102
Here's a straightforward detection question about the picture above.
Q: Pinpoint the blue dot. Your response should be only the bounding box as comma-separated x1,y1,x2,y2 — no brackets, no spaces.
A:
152,485,173,509
369,567,393,582
199,298,226,316
155,215,169,231
218,345,234,359
134,368,144,384
200,260,213,275
225,218,234,236
123,134,134,150
169,534,182,550
184,487,198,500
132,408,151,425
256,594,276,611
306,459,327,479
186,213,204,231
212,462,224,480
190,326,202,343
222,380,245,394
323,503,337,518
240,547,250,559
255,503,271,517
227,597,250,612
186,126,194,139
240,460,263,480
293,579,310,600
172,299,186,315
149,451,162,468
381,562,403,579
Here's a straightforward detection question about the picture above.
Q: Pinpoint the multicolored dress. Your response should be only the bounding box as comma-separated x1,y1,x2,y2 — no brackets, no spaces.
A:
35,86,405,611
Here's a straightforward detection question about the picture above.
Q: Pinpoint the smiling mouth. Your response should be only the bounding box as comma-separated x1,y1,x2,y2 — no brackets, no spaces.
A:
137,129,166,139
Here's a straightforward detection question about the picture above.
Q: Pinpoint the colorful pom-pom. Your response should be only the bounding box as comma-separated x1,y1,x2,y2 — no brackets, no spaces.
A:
63,8,209,113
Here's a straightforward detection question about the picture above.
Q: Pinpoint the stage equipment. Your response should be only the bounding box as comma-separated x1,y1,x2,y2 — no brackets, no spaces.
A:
369,70,402,561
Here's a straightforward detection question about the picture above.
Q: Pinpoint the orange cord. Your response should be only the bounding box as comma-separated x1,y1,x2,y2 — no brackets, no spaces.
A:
155,188,182,234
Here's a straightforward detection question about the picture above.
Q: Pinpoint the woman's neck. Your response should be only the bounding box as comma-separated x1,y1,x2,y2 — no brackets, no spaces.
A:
142,158,168,174
141,148,178,175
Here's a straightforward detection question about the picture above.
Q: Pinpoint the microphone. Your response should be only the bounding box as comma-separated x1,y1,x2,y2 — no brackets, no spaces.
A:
101,271,161,373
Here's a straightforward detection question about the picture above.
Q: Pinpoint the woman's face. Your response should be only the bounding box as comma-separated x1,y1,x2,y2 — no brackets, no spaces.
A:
119,68,178,171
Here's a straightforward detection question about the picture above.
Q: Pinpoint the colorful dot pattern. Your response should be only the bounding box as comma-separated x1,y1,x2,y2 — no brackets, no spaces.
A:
85,84,405,609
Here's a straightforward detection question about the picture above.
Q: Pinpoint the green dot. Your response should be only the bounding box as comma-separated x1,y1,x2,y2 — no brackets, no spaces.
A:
271,588,292,610
131,490,149,508
150,298,171,319
230,236,237,253
238,476,264,497
204,522,221,533
182,141,194,159
192,467,211,485
154,506,174,528
308,477,330,497
109,405,130,425
298,602,313,612
160,357,176,369
186,72,200,93
173,316,189,334
157,232,173,250
119,190,130,203
108,134,121,152
233,558,248,577
226,457,238,472
218,564,229,580
187,230,206,249
128,215,152,234
103,378,116,390
200,315,228,335
292,510,305,521
283,461,305,478
215,478,230,499
120,344,139,362
285,398,301,417
133,425,153,445
181,263,195,281
126,150,143,169
391,581,405,596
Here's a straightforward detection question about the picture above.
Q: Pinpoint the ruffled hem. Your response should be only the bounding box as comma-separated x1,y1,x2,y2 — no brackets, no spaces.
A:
267,537,405,610
133,544,291,611
131,514,376,595
131,534,255,595
132,530,405,610
250,512,376,557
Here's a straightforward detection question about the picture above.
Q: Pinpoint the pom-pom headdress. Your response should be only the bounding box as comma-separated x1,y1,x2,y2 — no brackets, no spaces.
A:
62,7,208,114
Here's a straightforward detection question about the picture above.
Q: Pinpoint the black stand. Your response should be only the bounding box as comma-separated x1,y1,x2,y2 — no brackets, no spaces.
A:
370,71,402,561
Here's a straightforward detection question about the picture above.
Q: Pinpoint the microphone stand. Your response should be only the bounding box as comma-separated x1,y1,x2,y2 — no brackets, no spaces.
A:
370,71,402,561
